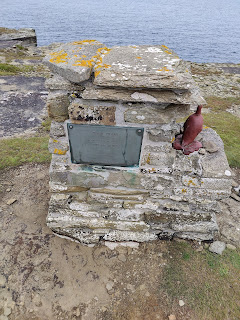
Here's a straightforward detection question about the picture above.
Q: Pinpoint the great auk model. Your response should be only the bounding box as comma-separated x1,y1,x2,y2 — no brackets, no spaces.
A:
173,105,203,155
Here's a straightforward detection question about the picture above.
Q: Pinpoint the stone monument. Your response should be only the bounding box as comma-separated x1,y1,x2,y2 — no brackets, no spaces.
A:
44,41,232,245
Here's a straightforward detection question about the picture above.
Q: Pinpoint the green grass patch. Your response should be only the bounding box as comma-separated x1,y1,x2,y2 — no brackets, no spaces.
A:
162,241,240,320
205,96,239,112
16,44,28,51
41,117,52,132
203,112,240,167
0,136,51,170
0,63,34,75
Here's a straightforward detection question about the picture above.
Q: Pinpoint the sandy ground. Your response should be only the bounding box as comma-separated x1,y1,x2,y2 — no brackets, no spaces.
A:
0,41,240,319
0,164,170,320
0,163,239,320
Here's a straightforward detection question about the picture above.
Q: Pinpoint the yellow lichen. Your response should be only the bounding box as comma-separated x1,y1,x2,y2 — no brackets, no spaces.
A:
187,179,196,186
146,153,151,164
182,189,187,193
136,56,142,59
171,137,175,143
49,50,69,64
54,148,67,155
72,40,97,45
157,66,171,72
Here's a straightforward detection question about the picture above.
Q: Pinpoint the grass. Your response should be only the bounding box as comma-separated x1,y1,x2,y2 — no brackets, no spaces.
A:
0,63,34,75
41,117,52,132
203,112,240,167
0,136,51,170
162,241,240,320
205,96,240,113
203,96,240,168
190,65,222,76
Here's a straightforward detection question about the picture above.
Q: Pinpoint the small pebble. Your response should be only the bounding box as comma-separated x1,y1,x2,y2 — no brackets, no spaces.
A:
168,315,176,320
118,254,127,262
6,188,11,192
6,198,17,205
225,170,231,176
195,245,204,252
209,241,226,255
198,148,206,155
179,300,185,307
106,281,114,291
4,307,12,316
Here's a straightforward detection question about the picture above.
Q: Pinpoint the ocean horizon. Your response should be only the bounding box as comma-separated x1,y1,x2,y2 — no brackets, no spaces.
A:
1,0,240,63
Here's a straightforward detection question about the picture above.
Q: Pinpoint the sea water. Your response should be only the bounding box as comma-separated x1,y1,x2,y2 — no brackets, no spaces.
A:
1,0,240,63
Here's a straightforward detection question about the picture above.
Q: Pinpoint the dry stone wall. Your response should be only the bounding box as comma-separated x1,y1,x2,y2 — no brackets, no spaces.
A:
44,41,232,245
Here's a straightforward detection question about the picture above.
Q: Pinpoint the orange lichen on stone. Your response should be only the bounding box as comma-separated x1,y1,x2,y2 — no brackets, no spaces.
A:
54,148,67,155
187,179,196,186
157,66,172,72
146,154,151,164
49,50,69,64
161,45,173,55
136,57,142,59
72,40,97,45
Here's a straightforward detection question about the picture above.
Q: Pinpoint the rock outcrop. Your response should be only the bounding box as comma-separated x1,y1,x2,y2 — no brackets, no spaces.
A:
0,27,37,48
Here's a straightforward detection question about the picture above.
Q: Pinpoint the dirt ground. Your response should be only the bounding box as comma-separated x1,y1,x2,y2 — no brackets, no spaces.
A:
0,163,239,320
0,37,240,320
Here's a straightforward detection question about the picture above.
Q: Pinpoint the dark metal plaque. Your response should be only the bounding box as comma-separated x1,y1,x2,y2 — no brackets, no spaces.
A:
67,124,144,166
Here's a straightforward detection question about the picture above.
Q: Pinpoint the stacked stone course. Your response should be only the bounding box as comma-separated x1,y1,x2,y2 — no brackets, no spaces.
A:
44,40,232,244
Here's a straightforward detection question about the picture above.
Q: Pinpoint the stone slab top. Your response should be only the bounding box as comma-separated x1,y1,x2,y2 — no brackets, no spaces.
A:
93,45,195,90
43,40,110,83
43,41,197,89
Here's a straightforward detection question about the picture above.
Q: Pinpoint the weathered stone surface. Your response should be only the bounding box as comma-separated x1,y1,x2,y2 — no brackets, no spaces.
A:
93,45,195,90
124,104,190,124
50,121,66,138
172,151,202,176
171,220,218,234
47,92,70,121
209,241,226,255
202,140,219,153
45,74,83,91
82,84,196,105
148,122,182,142
67,169,109,188
47,212,150,232
103,230,158,242
48,137,69,155
69,99,116,125
43,40,107,83
141,145,176,169
200,129,231,178
0,28,37,47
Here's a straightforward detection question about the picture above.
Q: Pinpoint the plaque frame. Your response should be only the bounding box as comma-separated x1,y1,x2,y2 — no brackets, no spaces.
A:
67,124,144,167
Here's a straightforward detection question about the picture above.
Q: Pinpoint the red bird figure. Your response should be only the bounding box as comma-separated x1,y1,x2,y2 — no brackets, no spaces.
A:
173,105,203,155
